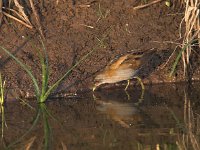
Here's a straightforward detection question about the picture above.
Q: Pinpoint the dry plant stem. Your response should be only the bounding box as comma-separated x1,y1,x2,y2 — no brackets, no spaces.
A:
182,91,200,150
0,0,2,12
0,0,3,24
3,11,33,29
3,7,32,26
133,0,163,10
29,0,45,39
182,0,200,75
13,0,31,25
161,46,180,69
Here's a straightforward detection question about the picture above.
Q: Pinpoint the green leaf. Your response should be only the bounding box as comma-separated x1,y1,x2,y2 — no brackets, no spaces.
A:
0,46,40,98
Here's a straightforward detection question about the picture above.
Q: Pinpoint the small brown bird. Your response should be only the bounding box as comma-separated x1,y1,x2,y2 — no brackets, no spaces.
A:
93,52,146,91
96,100,141,128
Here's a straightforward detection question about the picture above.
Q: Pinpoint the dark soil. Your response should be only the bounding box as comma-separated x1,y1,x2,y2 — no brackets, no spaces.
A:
0,0,200,97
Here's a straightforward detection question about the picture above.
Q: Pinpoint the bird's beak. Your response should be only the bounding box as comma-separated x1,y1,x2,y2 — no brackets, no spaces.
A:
93,82,101,91
93,85,97,91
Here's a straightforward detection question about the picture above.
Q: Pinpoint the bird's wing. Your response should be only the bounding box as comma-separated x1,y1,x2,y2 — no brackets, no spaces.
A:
109,54,129,70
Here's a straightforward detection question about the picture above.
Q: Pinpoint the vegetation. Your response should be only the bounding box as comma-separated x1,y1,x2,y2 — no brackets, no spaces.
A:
0,0,200,149
168,90,200,150
6,103,52,149
0,37,100,102
181,0,200,76
133,0,200,78
0,72,7,138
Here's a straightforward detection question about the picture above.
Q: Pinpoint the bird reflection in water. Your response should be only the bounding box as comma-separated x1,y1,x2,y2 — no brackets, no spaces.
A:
93,90,144,128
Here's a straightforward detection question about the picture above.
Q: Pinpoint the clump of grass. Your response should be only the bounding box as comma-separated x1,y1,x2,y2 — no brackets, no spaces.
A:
96,3,110,22
0,72,7,138
170,38,199,77
0,37,103,103
1,0,32,29
180,0,200,76
1,0,44,38
6,103,51,149
165,0,200,77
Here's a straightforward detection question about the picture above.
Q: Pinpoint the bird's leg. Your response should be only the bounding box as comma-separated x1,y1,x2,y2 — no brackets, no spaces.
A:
124,80,130,91
125,90,130,100
134,76,145,90
133,76,145,106
134,89,144,106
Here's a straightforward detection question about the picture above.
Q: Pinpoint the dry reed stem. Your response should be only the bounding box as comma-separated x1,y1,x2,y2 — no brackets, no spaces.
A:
4,8,30,24
0,0,3,25
160,45,180,69
0,0,2,12
13,0,31,25
3,11,32,29
182,0,200,75
29,0,45,39
133,0,163,10
177,90,200,150
1,0,33,29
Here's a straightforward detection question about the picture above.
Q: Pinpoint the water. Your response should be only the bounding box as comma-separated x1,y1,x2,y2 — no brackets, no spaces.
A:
1,83,200,150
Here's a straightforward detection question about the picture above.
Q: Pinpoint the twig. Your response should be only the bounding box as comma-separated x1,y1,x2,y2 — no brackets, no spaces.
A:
133,0,163,10
0,0,3,26
151,40,183,46
3,7,31,24
80,24,94,29
160,45,180,69
13,0,31,25
29,0,45,39
0,0,2,12
3,11,33,29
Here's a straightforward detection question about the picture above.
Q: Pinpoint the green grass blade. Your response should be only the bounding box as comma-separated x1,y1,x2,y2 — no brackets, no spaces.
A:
170,39,199,77
0,73,6,138
43,114,51,150
40,39,49,99
31,38,49,100
1,106,6,138
169,43,188,77
0,73,4,104
41,46,97,102
0,46,40,98
41,104,51,150
7,107,41,149
34,45,48,99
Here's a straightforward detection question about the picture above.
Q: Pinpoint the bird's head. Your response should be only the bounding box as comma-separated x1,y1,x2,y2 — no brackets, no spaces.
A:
93,73,106,91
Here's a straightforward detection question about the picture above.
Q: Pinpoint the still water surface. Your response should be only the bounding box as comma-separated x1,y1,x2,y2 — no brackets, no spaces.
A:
1,83,200,150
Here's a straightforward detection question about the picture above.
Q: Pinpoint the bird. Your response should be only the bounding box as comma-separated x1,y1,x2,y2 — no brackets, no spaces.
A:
93,91,143,128
92,51,147,91
95,100,141,128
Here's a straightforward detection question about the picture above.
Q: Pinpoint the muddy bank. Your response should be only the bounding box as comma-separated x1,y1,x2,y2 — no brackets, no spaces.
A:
0,0,200,97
